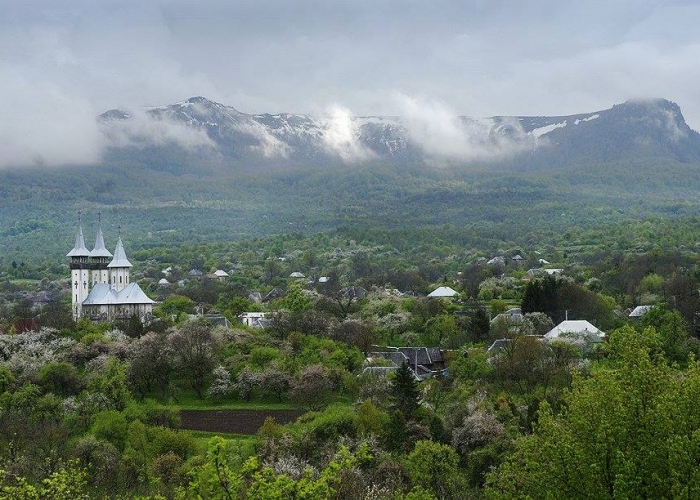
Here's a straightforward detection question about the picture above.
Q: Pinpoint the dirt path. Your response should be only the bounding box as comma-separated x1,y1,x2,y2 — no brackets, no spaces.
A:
179,409,306,435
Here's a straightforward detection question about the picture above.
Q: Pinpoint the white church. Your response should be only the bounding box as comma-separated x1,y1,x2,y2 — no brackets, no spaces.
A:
68,221,154,321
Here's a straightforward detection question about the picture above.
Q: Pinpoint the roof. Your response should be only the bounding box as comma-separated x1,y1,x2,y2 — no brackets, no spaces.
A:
362,366,399,377
290,272,306,278
544,320,605,340
367,351,409,367
318,276,331,283
427,286,458,298
158,278,170,285
629,305,653,318
89,225,113,258
67,225,90,258
82,282,154,306
491,308,524,325
107,238,132,268
214,269,229,277
544,269,563,275
396,347,432,366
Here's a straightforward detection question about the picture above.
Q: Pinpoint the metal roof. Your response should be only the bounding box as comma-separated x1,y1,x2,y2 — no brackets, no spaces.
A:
107,238,132,268
427,286,458,298
67,225,90,258
82,282,154,306
544,320,605,339
89,225,113,258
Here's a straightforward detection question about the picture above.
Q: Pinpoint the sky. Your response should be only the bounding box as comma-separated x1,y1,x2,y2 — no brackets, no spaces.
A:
2,0,700,167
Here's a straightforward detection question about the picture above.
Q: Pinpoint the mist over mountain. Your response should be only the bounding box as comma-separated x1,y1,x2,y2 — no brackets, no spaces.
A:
98,96,700,172
2,97,700,263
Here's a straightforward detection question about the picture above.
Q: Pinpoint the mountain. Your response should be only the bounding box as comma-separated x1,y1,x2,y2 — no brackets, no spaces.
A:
99,97,700,172
1,97,700,264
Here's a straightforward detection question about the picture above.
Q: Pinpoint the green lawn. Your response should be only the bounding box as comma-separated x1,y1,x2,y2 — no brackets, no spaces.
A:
172,390,297,411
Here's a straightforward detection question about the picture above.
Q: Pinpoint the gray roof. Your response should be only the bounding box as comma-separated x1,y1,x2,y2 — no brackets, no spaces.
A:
83,282,154,306
67,226,90,258
397,347,432,366
367,351,409,367
107,238,132,268
89,225,113,258
362,366,399,377
629,305,653,318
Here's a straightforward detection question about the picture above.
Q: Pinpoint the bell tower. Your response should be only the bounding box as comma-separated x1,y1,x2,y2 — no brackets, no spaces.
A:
89,213,112,286
108,228,132,292
67,214,90,320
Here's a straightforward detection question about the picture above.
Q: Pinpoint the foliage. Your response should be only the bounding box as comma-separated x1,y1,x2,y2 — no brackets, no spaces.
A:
391,362,421,420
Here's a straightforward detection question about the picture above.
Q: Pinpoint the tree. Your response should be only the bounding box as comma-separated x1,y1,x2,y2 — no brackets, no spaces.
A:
486,326,700,499
278,281,312,313
468,307,491,343
289,364,333,410
391,362,420,420
128,330,173,398
169,319,219,398
207,365,233,400
404,440,467,499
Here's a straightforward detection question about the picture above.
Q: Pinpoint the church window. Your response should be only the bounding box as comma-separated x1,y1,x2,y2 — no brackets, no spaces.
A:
120,276,122,284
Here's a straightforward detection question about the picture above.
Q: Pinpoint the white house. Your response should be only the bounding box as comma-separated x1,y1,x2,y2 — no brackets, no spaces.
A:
544,320,605,340
427,286,459,298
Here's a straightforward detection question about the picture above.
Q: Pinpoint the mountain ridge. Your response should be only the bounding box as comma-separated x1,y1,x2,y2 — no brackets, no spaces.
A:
98,96,700,173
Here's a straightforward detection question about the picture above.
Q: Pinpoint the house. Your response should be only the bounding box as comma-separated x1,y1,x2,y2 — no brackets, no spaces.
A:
238,312,269,328
427,286,459,299
629,305,652,319
487,256,505,266
490,308,524,326
544,320,605,341
157,278,170,287
544,269,563,276
214,269,229,281
188,269,203,278
364,346,448,380
289,272,306,279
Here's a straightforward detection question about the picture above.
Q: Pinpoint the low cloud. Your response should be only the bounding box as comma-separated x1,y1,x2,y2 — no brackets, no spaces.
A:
0,69,103,168
393,94,531,163
237,122,292,158
320,105,376,163
99,109,216,151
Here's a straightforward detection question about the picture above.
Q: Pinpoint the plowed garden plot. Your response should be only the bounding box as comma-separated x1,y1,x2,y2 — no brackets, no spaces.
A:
179,409,306,435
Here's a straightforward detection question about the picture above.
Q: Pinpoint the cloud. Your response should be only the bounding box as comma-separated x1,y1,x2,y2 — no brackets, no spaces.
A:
98,109,216,151
320,105,376,163
393,94,531,163
0,40,103,168
236,122,291,158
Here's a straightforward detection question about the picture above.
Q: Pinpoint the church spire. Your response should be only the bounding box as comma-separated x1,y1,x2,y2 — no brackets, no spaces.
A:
66,215,89,258
89,213,113,258
108,237,133,269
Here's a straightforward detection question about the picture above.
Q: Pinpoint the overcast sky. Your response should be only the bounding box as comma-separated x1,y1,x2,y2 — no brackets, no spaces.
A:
2,0,700,167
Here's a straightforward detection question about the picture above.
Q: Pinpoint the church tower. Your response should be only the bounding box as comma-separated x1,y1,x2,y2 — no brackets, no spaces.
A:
67,222,90,319
89,216,112,287
108,236,132,292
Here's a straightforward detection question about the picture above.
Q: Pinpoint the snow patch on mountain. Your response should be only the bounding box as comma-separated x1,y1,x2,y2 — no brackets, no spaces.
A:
531,121,567,138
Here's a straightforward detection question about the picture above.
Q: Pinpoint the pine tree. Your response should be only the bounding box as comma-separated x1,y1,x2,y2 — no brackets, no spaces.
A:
391,361,420,420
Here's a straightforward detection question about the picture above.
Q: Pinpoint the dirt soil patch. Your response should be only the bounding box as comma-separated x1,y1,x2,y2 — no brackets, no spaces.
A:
179,409,306,435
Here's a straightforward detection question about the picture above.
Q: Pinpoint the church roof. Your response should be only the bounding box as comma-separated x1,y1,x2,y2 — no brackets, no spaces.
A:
82,282,154,305
67,225,90,258
108,238,132,268
89,225,113,258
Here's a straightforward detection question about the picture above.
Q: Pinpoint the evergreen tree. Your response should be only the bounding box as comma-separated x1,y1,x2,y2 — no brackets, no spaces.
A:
391,362,420,420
